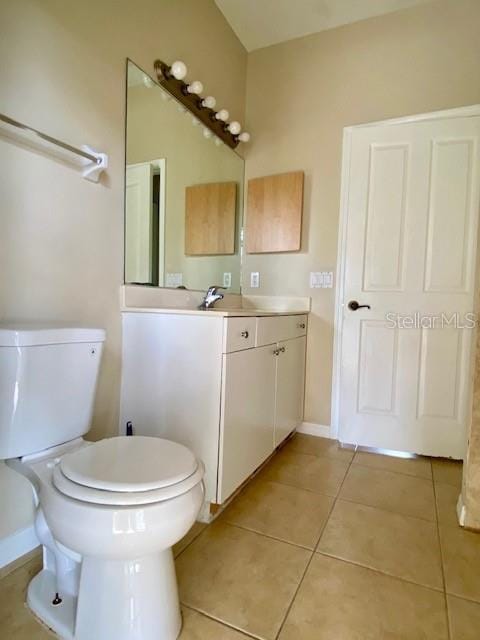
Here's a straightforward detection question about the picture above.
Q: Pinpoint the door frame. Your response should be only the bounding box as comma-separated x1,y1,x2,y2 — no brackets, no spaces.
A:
125,158,166,285
331,104,480,442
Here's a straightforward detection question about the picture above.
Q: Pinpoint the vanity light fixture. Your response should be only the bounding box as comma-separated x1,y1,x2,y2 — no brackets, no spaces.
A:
153,58,250,148
202,96,216,109
185,80,203,95
215,109,229,122
170,60,188,80
228,121,241,135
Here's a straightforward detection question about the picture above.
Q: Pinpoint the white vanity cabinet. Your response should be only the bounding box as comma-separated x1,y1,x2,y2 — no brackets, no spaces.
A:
120,310,307,510
274,336,307,447
219,344,277,502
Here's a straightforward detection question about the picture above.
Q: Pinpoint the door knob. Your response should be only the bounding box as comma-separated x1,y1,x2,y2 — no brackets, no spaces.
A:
241,330,249,338
348,300,371,311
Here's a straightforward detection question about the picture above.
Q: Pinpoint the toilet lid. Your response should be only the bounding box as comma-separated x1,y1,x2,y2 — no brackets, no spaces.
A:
59,436,198,492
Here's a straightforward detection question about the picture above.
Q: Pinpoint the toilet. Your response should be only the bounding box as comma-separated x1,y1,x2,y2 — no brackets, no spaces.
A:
0,323,205,640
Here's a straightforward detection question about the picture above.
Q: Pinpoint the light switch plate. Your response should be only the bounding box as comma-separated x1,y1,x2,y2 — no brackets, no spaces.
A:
310,271,334,288
323,271,334,288
250,272,260,288
223,272,232,288
166,272,183,287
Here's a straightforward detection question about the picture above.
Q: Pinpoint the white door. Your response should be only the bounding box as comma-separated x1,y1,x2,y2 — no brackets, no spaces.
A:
337,112,480,458
125,163,153,283
218,345,276,502
274,337,306,447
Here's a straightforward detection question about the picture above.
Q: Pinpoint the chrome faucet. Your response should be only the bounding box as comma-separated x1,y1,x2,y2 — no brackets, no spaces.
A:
199,286,226,310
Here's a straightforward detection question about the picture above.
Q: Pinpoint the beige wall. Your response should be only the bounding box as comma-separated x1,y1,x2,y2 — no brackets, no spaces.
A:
0,0,246,551
242,0,480,428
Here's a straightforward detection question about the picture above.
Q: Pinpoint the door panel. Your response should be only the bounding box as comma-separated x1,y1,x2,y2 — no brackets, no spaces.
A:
274,337,306,447
424,139,474,293
363,144,409,292
417,327,463,421
357,321,398,415
338,114,480,458
218,345,276,502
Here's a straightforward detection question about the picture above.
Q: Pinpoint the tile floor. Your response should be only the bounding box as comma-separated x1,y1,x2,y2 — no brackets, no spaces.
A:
1,434,479,639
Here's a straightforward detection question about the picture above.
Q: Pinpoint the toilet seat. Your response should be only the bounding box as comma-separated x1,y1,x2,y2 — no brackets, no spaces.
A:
52,436,204,506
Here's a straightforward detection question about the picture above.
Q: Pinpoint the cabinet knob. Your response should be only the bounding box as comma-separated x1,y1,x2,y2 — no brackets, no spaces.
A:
241,330,249,338
280,346,286,353
298,322,306,329
273,348,280,356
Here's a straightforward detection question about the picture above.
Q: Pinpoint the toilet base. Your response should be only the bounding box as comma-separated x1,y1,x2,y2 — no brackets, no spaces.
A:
27,569,76,639
27,550,182,640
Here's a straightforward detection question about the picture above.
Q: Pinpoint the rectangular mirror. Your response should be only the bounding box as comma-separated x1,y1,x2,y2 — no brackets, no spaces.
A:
125,60,244,293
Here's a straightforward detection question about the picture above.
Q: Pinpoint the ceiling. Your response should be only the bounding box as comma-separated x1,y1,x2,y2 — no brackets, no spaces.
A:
215,0,434,51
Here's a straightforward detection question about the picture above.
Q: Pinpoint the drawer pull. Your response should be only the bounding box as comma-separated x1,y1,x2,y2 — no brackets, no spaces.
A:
241,330,249,338
298,322,306,329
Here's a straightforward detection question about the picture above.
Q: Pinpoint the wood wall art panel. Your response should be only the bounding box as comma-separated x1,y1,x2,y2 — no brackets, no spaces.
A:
185,181,237,255
246,171,304,253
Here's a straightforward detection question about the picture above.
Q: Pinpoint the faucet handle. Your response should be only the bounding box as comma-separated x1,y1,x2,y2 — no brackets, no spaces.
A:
206,285,226,295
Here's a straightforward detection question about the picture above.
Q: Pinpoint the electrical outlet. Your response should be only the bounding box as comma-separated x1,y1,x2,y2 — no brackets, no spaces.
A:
166,272,183,287
223,272,232,288
250,272,260,288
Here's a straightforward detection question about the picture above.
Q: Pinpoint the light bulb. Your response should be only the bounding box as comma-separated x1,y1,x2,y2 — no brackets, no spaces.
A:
228,121,241,135
202,96,216,109
187,80,203,95
215,109,229,122
203,127,213,139
238,132,250,143
171,60,187,80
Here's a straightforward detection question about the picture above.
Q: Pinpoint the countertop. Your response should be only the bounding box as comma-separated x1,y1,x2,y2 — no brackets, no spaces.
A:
121,307,308,317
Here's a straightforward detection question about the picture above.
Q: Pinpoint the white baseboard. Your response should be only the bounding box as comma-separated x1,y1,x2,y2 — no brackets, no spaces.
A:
0,525,39,569
297,422,332,439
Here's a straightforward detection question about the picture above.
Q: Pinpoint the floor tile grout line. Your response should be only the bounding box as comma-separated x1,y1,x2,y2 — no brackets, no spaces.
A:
273,449,356,639
181,603,263,640
314,549,445,595
256,475,340,499
431,460,452,640
444,591,480,606
351,461,434,482
221,520,321,552
333,495,438,524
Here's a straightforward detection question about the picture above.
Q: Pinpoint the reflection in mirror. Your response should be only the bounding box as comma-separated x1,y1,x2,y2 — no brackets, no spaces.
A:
125,60,244,293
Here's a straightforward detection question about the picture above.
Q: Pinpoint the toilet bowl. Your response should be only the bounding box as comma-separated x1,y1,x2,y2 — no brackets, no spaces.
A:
0,324,205,640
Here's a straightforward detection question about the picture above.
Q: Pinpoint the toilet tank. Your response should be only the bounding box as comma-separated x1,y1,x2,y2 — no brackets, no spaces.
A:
0,324,106,459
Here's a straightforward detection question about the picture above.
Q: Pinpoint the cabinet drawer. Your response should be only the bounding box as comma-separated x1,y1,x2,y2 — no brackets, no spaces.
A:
256,314,307,346
223,317,257,353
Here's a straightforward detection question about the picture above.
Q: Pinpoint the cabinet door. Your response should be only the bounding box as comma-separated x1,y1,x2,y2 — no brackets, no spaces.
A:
218,344,276,502
274,337,306,447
